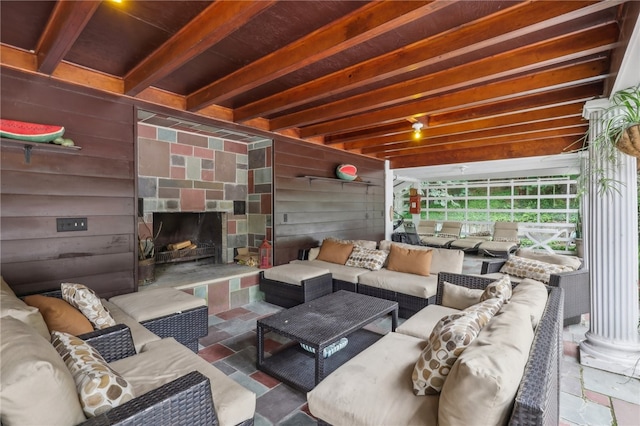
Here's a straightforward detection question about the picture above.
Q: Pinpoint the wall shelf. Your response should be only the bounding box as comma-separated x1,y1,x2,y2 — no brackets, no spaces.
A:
1,137,81,163
297,175,376,187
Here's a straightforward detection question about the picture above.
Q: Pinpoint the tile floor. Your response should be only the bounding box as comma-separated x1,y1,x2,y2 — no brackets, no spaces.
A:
197,254,640,425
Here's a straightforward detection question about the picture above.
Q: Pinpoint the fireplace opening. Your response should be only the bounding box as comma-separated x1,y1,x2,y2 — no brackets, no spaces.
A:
153,212,223,264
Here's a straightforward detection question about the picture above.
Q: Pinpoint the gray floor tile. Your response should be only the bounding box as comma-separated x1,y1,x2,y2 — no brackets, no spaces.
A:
229,371,270,397
224,346,259,375
582,365,640,405
256,384,307,424
560,392,613,425
254,413,273,426
278,411,317,426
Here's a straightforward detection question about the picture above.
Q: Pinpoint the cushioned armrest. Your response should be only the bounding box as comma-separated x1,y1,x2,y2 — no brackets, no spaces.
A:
79,371,218,426
436,272,496,305
548,268,590,323
481,259,507,274
78,324,136,363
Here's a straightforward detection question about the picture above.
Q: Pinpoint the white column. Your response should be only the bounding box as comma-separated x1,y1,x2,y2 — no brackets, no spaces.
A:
579,100,640,378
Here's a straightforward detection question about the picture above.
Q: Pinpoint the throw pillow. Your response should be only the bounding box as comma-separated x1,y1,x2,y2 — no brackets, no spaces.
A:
499,255,573,284
464,297,504,329
308,247,320,261
24,294,94,336
345,245,389,271
386,244,433,276
51,331,135,417
316,239,355,265
412,311,484,395
441,281,483,310
61,283,116,329
1,279,50,339
480,275,512,303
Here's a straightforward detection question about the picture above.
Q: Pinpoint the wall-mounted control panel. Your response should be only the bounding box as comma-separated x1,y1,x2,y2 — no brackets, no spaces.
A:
56,217,88,232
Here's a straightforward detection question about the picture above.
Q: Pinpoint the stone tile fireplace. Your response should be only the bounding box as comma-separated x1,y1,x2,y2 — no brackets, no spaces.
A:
136,111,273,314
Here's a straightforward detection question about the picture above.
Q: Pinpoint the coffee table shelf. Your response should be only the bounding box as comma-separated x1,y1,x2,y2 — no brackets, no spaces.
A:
260,329,383,392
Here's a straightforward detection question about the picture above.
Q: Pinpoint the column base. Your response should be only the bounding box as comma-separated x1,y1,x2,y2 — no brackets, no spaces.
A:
579,331,640,378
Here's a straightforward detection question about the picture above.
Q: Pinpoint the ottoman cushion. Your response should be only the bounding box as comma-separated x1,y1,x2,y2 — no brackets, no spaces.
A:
109,288,206,322
262,264,330,286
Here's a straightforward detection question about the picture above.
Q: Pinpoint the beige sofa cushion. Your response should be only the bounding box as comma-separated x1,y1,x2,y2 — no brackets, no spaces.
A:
110,338,255,426
102,300,160,352
290,259,370,283
316,238,354,264
516,248,582,270
0,317,86,426
439,303,535,425
1,277,49,339
508,278,549,328
441,281,483,310
358,269,438,299
396,304,461,340
386,244,433,276
307,332,439,426
109,288,206,323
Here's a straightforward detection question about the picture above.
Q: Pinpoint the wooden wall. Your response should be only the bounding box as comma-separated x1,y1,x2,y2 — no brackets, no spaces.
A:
273,139,386,265
1,69,136,298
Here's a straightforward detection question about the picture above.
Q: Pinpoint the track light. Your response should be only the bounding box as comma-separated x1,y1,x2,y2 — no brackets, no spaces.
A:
412,122,423,139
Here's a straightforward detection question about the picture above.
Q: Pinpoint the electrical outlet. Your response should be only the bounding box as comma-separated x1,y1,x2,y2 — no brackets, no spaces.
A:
57,217,88,232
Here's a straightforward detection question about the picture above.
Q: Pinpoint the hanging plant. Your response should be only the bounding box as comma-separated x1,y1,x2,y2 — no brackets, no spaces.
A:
580,84,640,195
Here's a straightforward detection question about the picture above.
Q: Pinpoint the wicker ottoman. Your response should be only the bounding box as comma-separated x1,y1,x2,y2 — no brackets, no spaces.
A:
109,288,208,353
260,264,332,308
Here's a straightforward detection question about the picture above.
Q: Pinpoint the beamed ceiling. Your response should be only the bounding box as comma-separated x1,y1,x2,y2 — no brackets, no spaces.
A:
1,1,639,169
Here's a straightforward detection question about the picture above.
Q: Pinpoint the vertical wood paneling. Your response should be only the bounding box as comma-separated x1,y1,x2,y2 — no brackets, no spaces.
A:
273,138,385,265
1,68,136,297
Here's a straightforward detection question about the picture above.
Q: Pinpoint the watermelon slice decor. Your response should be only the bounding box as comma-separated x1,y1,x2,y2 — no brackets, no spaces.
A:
0,119,65,143
336,164,358,181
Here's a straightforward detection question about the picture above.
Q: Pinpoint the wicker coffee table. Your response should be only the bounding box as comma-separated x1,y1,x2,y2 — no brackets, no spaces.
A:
257,290,398,392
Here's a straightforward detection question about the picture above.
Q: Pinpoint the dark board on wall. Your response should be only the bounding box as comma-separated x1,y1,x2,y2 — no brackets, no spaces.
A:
1,68,136,298
273,139,385,265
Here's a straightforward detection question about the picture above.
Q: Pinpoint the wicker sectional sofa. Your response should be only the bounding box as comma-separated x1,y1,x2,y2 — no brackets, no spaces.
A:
0,278,256,426
480,248,588,326
307,272,564,426
292,239,464,318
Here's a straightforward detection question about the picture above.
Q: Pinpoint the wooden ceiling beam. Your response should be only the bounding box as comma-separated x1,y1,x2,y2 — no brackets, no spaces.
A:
124,1,276,96
299,57,609,138
389,137,579,168
380,129,584,159
339,94,595,150
364,116,585,155
234,0,609,122
426,81,603,127
270,23,617,130
186,0,440,111
36,0,101,74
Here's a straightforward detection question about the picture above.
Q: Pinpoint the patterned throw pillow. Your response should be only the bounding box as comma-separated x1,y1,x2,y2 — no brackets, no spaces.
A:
51,331,134,417
61,283,116,330
499,255,572,284
412,311,484,395
345,245,389,271
464,297,504,328
480,275,512,303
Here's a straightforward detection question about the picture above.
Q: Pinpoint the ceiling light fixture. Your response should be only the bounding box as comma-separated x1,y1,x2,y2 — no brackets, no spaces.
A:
412,122,423,139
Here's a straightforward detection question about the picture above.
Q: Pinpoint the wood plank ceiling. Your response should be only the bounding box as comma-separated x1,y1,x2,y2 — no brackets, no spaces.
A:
1,0,638,169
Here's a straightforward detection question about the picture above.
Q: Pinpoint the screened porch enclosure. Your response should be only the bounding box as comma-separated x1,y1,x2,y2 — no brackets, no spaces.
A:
396,176,580,254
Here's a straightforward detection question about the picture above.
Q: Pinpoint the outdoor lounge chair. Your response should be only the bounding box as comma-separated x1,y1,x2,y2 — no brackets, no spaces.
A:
420,221,462,248
449,231,492,253
477,221,520,257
